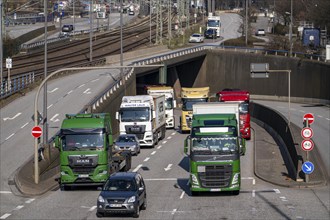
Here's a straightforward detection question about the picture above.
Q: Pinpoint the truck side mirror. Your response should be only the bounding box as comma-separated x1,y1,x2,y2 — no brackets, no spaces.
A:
184,136,190,155
54,136,59,148
239,137,246,156
152,110,156,119
108,135,113,147
115,112,119,120
173,100,177,108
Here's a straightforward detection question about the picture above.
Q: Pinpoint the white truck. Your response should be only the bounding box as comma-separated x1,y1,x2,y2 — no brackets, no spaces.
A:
146,86,177,129
116,95,166,147
206,13,221,37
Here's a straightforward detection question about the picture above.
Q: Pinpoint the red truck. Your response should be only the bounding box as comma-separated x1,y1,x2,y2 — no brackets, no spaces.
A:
217,89,251,140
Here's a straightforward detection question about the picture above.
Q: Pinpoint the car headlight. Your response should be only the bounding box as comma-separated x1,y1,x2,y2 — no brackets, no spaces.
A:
98,195,105,203
113,145,120,150
128,196,136,203
231,173,240,185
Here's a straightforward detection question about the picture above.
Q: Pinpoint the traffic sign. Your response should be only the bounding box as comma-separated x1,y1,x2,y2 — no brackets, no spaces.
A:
301,127,313,139
301,139,314,151
302,161,314,175
303,113,314,125
6,58,12,69
32,126,42,138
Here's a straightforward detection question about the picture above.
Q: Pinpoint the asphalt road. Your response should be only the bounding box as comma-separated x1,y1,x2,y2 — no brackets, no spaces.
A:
1,12,329,220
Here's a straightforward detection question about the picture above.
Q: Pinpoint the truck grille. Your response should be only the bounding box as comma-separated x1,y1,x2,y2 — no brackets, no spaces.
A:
72,167,94,174
198,165,233,188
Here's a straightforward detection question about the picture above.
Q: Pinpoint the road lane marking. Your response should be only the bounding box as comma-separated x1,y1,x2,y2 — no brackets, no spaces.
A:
164,164,172,171
83,88,91,94
179,191,185,199
3,112,22,121
167,136,172,139
78,84,85,88
89,206,97,211
144,157,150,162
25,198,35,204
50,114,60,122
47,88,58,93
0,213,11,219
326,118,330,121
5,133,15,140
67,90,73,94
317,115,323,118
13,205,24,211
151,151,156,155
280,196,288,202
273,189,281,194
47,104,53,109
132,164,143,172
171,209,177,215
171,132,176,135
252,190,255,198
0,191,12,194
157,145,162,149
242,177,255,185
162,141,167,144
299,110,305,113
91,79,100,82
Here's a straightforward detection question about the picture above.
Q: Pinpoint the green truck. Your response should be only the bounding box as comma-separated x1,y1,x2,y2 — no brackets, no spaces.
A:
184,103,246,195
55,113,132,190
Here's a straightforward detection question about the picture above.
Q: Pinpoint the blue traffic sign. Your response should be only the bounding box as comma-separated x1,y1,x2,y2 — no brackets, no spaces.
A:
302,161,314,175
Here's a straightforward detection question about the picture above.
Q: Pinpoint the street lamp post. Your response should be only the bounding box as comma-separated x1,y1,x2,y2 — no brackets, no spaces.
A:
43,0,48,147
120,0,123,85
89,0,93,61
0,0,3,85
289,0,293,57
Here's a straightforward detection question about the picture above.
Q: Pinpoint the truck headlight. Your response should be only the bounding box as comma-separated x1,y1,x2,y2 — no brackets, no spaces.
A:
128,196,136,203
191,174,199,186
98,195,105,203
231,173,240,185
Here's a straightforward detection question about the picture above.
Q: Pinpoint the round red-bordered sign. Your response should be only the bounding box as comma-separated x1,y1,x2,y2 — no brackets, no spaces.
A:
31,126,42,138
301,127,313,139
301,139,314,151
303,113,314,125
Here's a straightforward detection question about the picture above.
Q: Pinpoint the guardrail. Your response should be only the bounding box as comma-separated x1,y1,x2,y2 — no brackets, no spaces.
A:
1,72,35,99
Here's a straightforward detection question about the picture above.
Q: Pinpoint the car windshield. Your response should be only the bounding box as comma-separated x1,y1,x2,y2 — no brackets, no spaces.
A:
61,133,104,151
117,136,135,143
192,34,200,37
182,98,208,111
103,179,137,191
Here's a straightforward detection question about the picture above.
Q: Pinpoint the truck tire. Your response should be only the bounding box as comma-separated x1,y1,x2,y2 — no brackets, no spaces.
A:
161,126,166,140
122,152,132,171
232,190,240,195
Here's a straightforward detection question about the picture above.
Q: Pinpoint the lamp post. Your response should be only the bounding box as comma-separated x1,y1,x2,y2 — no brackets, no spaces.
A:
89,0,93,61
289,0,293,57
120,0,123,84
245,0,248,46
0,0,3,85
43,0,48,147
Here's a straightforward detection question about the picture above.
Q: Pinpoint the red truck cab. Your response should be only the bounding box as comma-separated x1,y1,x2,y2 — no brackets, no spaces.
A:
217,89,251,140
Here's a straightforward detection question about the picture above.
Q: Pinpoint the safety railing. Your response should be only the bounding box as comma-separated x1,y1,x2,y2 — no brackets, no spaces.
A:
1,72,35,99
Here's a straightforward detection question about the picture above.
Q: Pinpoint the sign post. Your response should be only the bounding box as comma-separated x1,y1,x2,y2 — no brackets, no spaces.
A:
301,114,315,183
6,57,12,91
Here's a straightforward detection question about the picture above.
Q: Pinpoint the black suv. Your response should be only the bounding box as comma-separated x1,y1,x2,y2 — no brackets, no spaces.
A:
96,172,147,218
204,29,217,39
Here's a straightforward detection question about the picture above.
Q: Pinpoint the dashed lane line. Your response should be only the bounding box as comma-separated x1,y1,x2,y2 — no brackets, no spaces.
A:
0,213,11,219
133,164,143,172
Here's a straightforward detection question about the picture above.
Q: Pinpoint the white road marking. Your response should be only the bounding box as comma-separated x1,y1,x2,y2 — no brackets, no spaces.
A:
317,115,323,118
3,112,22,121
78,84,85,88
5,133,15,140
47,104,53,109
132,164,143,172
252,190,255,198
13,205,24,211
157,145,162,149
144,178,177,181
47,88,58,93
242,177,255,185
151,151,156,155
171,132,176,135
0,191,12,194
144,157,150,162
50,114,60,122
91,79,100,82
25,198,35,204
164,164,173,171
171,209,177,215
167,136,172,139
280,196,288,202
299,110,305,113
67,90,73,94
180,191,185,199
326,118,330,121
0,213,11,219
273,189,281,194
83,88,91,94
162,140,167,144
89,206,97,211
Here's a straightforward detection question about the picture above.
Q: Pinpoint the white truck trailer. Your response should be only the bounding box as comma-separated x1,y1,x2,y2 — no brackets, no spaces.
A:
116,95,166,147
146,86,177,129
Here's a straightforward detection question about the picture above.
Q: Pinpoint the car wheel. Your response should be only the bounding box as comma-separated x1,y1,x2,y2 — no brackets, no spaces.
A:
133,206,140,218
96,212,104,218
141,196,147,210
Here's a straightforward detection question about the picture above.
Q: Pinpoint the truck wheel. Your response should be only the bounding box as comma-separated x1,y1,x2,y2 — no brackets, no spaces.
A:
161,126,166,140
125,154,132,171
60,184,70,191
191,191,199,196
232,190,240,195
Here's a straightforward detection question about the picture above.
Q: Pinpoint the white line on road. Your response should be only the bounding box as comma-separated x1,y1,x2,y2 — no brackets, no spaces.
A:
167,136,172,139
0,191,12,194
162,141,167,144
151,151,156,155
47,104,53,109
273,189,281,194
83,88,91,94
3,112,22,121
252,190,255,198
317,115,323,118
326,118,330,121
25,198,35,204
180,191,185,199
299,110,305,113
280,196,288,202
0,213,11,219
78,84,85,88
157,145,162,149
67,90,73,94
21,123,29,130
13,205,24,211
91,79,100,82
50,114,60,122
132,164,143,172
47,88,58,93
5,133,15,140
164,164,173,171
242,177,255,185
89,206,97,211
171,209,177,215
171,132,176,135
144,157,150,162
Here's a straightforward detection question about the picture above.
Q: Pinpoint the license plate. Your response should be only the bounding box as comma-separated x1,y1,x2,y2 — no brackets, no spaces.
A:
78,174,89,178
210,189,221,192
110,204,122,207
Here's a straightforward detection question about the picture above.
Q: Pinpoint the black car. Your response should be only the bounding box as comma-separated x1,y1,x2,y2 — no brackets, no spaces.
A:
96,172,147,218
204,29,217,39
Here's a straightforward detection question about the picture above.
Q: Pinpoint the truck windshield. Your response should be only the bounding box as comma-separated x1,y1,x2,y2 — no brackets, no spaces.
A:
61,133,104,151
120,107,150,122
165,98,174,110
182,98,208,111
239,103,249,114
207,20,220,27
191,137,238,154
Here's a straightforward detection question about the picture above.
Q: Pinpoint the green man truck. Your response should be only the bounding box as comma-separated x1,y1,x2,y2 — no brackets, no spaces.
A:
184,103,246,195
55,113,132,190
